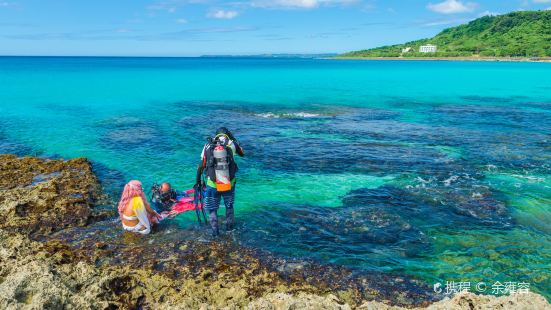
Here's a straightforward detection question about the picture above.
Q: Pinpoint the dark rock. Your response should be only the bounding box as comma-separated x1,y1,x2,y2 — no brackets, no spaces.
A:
0,154,104,236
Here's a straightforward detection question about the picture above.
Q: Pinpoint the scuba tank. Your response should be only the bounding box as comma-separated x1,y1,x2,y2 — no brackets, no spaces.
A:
213,142,232,192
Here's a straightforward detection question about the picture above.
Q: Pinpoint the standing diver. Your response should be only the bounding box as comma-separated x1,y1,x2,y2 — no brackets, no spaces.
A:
196,127,245,236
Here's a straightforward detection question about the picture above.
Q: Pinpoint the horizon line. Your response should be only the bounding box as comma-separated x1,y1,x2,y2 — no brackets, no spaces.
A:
0,53,340,58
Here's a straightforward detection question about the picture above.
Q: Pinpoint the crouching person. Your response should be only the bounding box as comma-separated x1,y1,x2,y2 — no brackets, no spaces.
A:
118,180,160,235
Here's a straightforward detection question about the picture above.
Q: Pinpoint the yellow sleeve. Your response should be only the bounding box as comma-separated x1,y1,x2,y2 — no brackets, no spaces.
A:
131,196,145,212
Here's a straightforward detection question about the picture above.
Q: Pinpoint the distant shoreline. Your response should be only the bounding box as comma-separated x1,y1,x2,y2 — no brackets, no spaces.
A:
331,56,551,63
2,55,549,62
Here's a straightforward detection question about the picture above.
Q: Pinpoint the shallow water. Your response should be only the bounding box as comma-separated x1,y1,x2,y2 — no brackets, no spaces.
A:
0,57,550,299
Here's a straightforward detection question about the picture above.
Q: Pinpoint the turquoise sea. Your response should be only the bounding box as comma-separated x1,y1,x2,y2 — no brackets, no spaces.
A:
0,57,550,299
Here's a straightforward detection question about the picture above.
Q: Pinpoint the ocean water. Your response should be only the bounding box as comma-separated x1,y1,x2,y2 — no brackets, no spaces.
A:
1,57,550,299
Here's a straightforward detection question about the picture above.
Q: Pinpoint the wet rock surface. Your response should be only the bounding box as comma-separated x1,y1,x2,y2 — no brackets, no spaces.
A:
0,154,549,309
0,154,111,235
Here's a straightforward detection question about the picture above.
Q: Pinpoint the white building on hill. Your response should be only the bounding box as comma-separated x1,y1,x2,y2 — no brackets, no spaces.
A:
419,44,437,53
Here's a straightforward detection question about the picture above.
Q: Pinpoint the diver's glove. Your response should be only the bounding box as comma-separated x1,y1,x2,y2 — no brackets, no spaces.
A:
233,139,245,157
226,130,236,141
194,181,203,192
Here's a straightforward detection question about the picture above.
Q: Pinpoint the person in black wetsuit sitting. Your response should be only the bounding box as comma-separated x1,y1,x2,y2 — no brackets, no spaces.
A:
151,182,178,212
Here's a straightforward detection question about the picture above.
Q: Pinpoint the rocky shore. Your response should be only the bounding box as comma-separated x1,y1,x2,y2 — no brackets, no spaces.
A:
1,154,549,309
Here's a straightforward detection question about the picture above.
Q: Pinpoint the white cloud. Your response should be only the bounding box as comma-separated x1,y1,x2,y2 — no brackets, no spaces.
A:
208,9,239,19
250,0,358,9
427,0,477,14
533,0,551,3
176,18,188,24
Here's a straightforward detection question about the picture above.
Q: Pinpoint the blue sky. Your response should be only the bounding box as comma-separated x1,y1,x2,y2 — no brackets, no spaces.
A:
0,0,549,56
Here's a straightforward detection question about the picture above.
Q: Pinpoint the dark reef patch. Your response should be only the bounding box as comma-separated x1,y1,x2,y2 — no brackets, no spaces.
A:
172,102,469,176
237,182,512,273
0,121,36,156
524,101,551,111
459,95,520,104
240,201,430,263
429,104,551,132
90,161,127,204
246,138,454,175
343,185,512,228
0,136,34,156
420,105,551,169
95,116,173,153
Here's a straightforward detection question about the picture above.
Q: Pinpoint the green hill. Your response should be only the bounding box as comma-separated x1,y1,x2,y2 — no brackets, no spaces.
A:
341,10,551,58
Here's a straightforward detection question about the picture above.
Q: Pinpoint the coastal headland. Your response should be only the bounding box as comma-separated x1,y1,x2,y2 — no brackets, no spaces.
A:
331,57,551,62
1,154,549,309
339,11,551,61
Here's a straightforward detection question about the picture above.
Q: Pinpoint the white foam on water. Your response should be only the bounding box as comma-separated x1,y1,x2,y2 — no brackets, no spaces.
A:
442,175,459,187
472,192,483,198
289,112,322,118
415,176,434,188
254,112,323,119
509,174,545,182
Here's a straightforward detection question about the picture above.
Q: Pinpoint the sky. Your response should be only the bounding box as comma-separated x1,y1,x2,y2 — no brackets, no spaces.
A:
0,0,549,56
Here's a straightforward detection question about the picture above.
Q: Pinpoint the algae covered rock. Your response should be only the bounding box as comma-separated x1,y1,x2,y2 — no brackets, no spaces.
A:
0,154,109,235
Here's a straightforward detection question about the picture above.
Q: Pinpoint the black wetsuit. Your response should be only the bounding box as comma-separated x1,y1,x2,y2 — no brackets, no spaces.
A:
152,189,178,212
